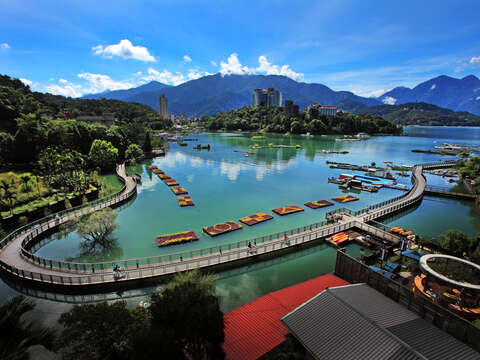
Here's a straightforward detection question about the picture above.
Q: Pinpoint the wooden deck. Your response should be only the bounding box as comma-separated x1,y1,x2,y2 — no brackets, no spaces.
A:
0,162,439,288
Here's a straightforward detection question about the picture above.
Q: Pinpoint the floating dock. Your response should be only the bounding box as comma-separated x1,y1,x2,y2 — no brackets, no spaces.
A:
164,179,179,186
158,173,170,179
304,200,334,209
272,205,304,216
171,186,188,195
152,169,164,174
178,196,194,206
239,212,274,226
148,165,158,170
332,195,359,203
156,231,199,247
203,221,243,236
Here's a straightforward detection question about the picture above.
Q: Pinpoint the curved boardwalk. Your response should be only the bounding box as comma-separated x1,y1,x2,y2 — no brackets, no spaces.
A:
0,162,441,287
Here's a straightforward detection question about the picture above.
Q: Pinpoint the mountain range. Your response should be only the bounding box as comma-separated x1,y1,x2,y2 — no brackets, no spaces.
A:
82,73,480,117
378,75,480,115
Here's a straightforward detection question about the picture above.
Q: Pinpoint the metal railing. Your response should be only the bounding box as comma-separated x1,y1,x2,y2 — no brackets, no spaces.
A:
0,160,449,286
0,221,357,285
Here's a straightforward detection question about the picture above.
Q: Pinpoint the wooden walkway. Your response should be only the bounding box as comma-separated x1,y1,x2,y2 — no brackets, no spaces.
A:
0,162,438,288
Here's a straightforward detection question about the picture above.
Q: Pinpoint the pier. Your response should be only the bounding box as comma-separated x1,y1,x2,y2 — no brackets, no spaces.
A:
0,161,456,288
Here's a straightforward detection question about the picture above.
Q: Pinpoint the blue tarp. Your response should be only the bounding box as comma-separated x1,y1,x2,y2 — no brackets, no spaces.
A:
384,261,400,273
401,249,422,262
369,265,394,279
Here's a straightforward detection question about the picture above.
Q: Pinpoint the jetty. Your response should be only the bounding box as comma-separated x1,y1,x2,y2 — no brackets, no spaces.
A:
0,161,460,288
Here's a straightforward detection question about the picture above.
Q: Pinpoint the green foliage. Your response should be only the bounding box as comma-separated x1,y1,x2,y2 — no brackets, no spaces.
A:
58,301,149,360
73,207,119,255
458,156,480,192
125,143,144,163
359,102,480,126
202,105,400,135
0,296,56,359
149,270,225,360
89,139,118,171
142,131,152,153
0,74,171,165
439,229,480,260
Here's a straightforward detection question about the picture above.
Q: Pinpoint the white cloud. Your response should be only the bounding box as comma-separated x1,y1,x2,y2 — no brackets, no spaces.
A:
430,84,436,90
141,67,185,85
219,53,255,76
476,96,480,101
59,78,68,84
0,43,10,51
45,84,82,98
210,61,217,67
183,54,192,62
49,78,55,81
256,55,304,81
187,68,203,80
92,39,155,62
78,72,134,92
382,96,397,105
218,53,303,81
470,57,480,65
19,78,32,86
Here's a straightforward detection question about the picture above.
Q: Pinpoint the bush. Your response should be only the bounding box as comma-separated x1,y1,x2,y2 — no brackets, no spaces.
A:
18,216,28,226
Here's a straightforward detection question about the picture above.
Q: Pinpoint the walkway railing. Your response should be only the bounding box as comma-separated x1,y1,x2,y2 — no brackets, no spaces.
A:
1,221,358,285
0,160,449,286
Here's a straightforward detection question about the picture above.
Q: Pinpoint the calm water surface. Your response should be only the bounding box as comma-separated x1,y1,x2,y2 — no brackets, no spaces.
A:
1,126,479,320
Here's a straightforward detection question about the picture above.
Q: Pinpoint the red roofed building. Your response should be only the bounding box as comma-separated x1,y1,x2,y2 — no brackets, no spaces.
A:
223,274,349,360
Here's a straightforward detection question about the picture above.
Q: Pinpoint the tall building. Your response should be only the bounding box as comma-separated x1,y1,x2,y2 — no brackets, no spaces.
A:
252,88,282,107
158,94,168,119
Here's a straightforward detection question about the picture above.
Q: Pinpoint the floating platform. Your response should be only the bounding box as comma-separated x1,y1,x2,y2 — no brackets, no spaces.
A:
156,231,198,247
332,195,359,203
203,221,242,236
152,169,164,174
239,212,274,226
171,186,188,195
148,165,158,170
272,205,304,216
164,179,179,186
178,196,194,206
304,200,334,209
158,173,170,179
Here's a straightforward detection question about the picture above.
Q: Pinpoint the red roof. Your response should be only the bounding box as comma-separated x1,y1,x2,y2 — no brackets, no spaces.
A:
223,274,349,360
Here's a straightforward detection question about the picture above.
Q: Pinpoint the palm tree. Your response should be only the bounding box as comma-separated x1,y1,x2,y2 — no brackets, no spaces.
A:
0,179,16,216
0,296,56,359
19,174,32,194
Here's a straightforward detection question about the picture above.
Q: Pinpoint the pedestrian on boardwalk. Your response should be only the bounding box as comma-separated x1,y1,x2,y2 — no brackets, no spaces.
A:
248,241,252,249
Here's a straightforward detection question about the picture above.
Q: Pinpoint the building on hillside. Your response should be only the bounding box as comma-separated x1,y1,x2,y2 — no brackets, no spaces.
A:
158,94,168,119
284,100,299,117
170,113,187,123
308,102,338,116
76,113,117,126
281,283,480,359
252,88,282,107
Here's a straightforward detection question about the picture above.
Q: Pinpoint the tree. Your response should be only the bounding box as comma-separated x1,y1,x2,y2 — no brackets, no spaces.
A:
0,296,56,359
19,174,32,194
58,301,149,360
74,208,119,254
142,131,152,153
149,270,225,360
125,143,144,164
0,179,17,215
89,139,118,171
439,229,476,257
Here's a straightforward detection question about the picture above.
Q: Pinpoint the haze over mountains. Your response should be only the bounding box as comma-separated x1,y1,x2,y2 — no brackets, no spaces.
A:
82,73,480,117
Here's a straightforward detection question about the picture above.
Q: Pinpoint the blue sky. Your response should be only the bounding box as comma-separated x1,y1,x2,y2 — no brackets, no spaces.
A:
1,0,480,98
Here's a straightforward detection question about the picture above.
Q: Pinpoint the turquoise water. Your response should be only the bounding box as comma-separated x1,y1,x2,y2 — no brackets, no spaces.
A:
35,129,477,261
1,126,480,319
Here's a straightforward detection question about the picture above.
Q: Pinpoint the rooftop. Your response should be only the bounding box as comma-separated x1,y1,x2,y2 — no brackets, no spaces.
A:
281,283,480,360
222,274,349,360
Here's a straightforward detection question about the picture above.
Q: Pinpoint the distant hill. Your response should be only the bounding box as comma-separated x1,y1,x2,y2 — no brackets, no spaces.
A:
82,74,381,117
378,75,480,115
357,102,480,126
